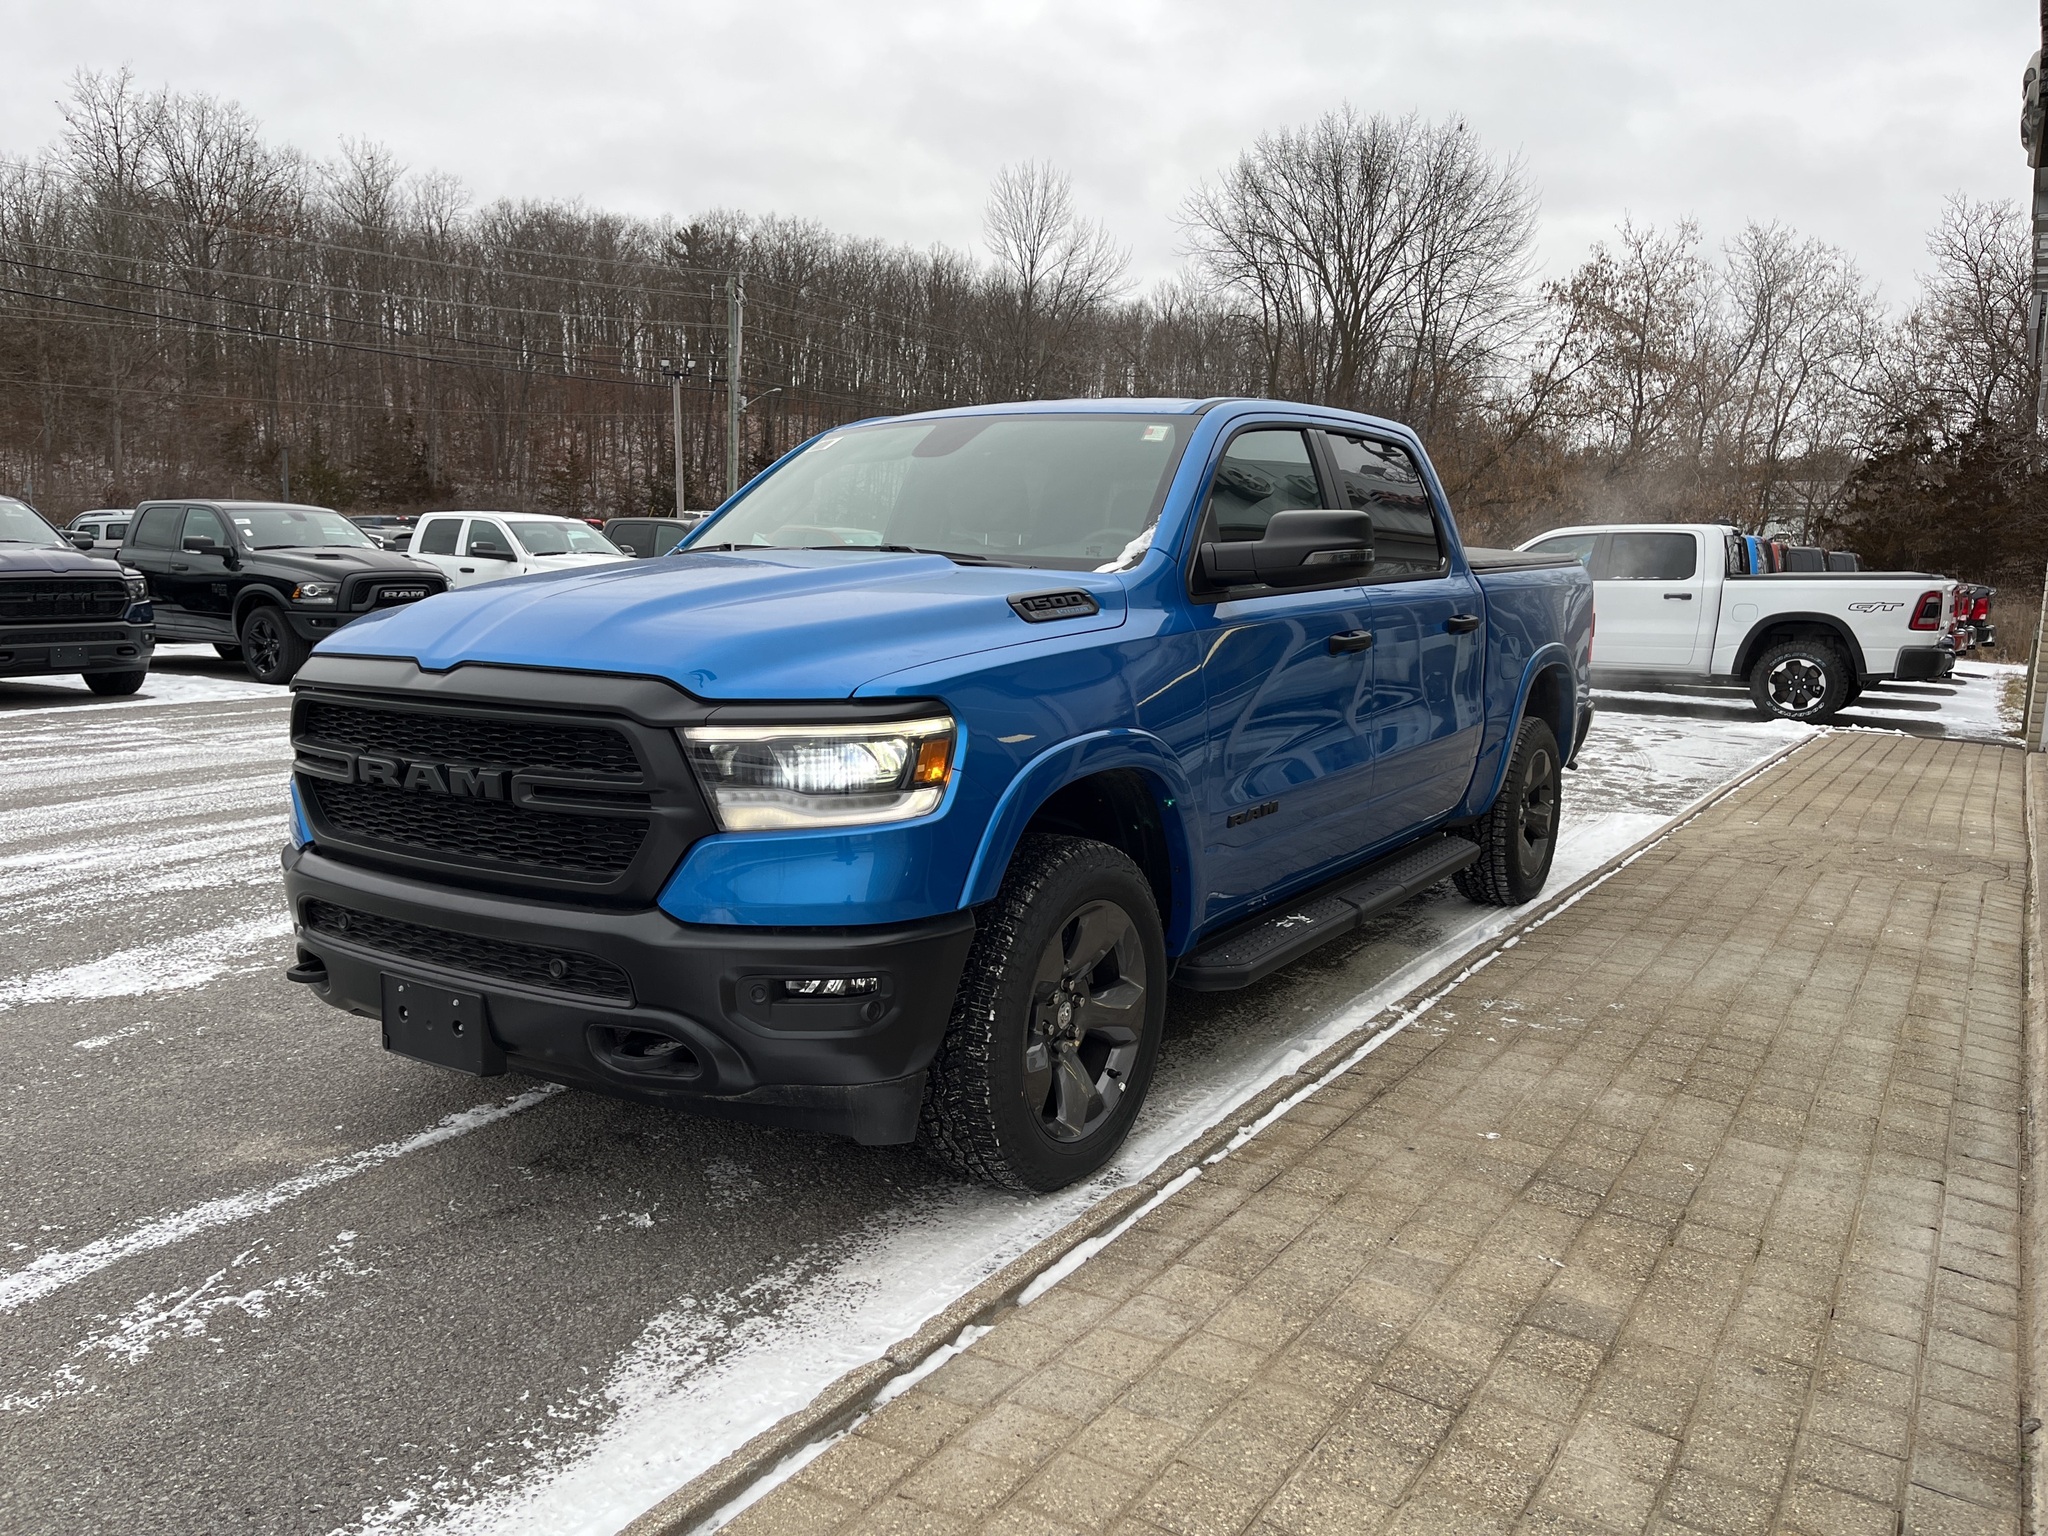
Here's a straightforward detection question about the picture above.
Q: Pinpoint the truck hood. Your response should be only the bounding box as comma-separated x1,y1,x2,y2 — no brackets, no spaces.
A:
259,547,441,580
319,549,1130,698
0,545,128,575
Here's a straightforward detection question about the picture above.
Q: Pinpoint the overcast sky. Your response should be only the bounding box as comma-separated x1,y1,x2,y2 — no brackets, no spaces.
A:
0,0,2033,305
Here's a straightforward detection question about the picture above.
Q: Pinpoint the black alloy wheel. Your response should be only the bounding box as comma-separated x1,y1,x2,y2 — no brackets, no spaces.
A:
1023,900,1148,1144
239,605,311,686
1455,715,1562,907
1748,638,1847,723
921,835,1167,1191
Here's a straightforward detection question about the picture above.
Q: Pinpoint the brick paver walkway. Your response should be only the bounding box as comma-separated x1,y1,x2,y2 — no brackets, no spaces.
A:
727,732,2028,1536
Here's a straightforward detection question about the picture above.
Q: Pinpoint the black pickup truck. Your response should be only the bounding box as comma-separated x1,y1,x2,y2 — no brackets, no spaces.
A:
0,497,153,694
123,500,447,684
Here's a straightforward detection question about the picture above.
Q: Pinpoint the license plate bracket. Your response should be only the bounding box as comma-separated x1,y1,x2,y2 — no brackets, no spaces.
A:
51,646,88,669
380,975,504,1075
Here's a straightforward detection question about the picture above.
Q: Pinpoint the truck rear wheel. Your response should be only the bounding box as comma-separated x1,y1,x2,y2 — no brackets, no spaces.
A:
1748,638,1847,722
920,835,1166,1192
1455,715,1560,907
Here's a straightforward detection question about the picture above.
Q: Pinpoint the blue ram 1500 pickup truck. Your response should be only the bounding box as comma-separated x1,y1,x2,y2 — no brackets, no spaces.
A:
281,399,1593,1190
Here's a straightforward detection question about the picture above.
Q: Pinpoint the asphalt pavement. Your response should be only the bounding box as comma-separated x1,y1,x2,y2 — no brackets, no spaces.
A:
0,654,2014,1536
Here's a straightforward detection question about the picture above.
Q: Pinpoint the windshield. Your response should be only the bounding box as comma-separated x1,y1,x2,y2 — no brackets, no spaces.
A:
0,499,63,547
698,413,1191,570
511,520,621,556
229,507,376,550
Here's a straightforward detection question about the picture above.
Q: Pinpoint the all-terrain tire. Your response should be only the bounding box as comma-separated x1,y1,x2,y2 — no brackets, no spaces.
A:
239,604,310,686
1747,637,1849,723
1455,715,1561,908
920,835,1167,1192
83,669,146,696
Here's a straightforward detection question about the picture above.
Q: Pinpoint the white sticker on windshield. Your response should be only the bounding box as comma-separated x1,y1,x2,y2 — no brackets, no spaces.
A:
1142,424,1170,442
812,435,842,452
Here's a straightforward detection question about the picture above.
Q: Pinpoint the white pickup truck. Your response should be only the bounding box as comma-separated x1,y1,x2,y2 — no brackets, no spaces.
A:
1516,522,1954,722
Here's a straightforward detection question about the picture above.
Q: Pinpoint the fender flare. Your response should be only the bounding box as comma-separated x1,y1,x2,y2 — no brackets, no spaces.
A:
959,729,1202,945
231,585,289,631
1467,643,1579,817
1732,612,1869,678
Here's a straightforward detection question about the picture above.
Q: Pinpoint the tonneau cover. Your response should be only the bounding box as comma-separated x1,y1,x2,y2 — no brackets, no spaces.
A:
1467,547,1582,573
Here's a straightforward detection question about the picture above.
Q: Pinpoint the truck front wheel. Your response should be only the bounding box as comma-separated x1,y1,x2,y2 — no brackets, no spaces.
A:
1455,715,1560,907
240,605,310,685
921,835,1167,1192
1748,638,1847,722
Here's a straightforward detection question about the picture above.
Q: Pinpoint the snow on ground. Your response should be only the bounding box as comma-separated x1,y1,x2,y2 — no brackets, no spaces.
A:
341,707,1835,1536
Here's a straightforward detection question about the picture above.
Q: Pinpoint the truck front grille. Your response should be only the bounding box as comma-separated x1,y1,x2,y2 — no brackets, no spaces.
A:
302,898,633,1001
296,700,640,777
0,579,131,625
306,781,647,880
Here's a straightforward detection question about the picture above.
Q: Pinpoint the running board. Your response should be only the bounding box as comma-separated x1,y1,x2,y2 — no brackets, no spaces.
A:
1173,833,1480,992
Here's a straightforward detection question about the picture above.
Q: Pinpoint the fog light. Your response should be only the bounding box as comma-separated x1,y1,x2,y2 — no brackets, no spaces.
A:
779,976,880,999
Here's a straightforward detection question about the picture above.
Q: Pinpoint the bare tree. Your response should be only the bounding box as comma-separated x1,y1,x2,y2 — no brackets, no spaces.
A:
982,162,1128,397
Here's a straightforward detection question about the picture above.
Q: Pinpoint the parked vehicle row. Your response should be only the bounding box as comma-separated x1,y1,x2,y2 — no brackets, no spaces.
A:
1518,522,1956,722
403,510,631,588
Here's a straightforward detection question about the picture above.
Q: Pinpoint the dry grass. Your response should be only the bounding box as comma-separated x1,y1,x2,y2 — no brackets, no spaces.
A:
1981,587,2041,666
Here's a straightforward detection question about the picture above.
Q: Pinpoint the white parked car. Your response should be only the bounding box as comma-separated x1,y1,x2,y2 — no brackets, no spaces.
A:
1516,522,1955,722
406,511,631,588
64,509,133,551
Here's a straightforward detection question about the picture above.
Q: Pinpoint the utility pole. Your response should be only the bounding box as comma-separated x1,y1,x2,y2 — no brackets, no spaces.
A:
726,276,746,500
281,443,291,503
658,356,692,516
2025,4,2048,429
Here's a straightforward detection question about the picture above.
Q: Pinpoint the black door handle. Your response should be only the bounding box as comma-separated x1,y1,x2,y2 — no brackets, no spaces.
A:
1664,592,1693,600
1328,630,1374,654
1446,613,1481,634
458,566,475,573
171,563,191,572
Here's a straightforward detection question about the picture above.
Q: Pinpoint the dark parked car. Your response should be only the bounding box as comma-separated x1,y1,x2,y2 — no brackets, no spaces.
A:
0,496,153,694
123,500,447,684
345,514,420,551
603,515,704,557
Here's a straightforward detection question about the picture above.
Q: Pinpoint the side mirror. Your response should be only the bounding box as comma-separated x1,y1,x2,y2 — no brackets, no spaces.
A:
1200,509,1374,589
182,536,235,565
470,540,515,561
67,530,96,550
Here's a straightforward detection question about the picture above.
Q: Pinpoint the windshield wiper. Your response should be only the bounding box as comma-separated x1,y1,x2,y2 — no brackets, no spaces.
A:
787,543,1023,567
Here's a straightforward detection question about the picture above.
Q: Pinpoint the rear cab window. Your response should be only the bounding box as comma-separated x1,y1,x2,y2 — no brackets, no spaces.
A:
1603,532,1697,581
1320,432,1443,580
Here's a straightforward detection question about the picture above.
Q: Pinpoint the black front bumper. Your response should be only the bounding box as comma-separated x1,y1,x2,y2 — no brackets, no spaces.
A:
0,620,153,678
281,845,977,1145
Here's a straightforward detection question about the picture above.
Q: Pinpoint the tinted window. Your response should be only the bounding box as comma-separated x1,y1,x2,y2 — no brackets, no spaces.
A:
107,522,128,542
129,506,181,549
1322,433,1441,579
466,521,511,557
707,414,1189,570
182,507,228,548
417,517,461,556
653,523,687,555
1207,429,1322,543
610,523,653,556
1603,532,1697,581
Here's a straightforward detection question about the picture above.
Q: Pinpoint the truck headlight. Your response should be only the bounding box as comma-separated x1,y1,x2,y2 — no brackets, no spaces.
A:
681,715,955,830
122,571,148,601
291,581,338,605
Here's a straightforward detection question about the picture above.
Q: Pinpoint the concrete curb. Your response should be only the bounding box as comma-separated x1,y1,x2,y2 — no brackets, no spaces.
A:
2024,752,2046,1536
620,732,1823,1536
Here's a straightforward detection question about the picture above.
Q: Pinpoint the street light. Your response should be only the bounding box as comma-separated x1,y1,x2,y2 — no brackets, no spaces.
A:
658,356,694,517
740,386,786,415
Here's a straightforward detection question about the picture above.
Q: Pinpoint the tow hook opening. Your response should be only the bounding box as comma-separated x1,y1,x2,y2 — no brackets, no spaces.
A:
588,1024,703,1081
285,950,328,985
